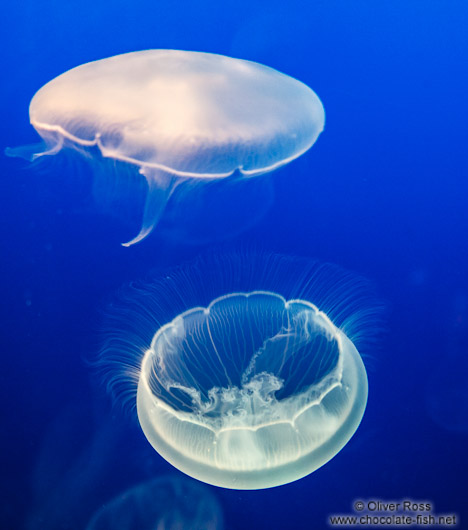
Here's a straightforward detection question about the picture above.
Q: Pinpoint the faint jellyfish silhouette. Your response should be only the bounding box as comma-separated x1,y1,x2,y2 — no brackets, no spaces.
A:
6,50,325,246
157,174,275,247
97,250,381,489
86,476,223,530
425,292,468,432
25,400,129,530
426,367,468,432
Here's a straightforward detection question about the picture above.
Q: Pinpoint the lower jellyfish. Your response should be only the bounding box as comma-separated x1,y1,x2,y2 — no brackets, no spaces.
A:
97,251,381,489
6,50,325,246
86,476,223,530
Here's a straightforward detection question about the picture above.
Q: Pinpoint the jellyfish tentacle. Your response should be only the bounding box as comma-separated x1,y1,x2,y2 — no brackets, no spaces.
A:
122,168,177,247
5,140,62,161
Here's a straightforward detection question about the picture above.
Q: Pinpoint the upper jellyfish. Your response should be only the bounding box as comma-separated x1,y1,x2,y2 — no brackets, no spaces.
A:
7,50,325,245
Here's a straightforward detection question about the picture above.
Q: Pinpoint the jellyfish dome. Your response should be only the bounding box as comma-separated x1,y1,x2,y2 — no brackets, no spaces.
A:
98,251,380,490
6,50,325,246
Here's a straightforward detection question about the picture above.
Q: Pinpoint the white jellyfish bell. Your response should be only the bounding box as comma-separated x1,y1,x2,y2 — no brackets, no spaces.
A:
6,50,325,246
96,250,382,490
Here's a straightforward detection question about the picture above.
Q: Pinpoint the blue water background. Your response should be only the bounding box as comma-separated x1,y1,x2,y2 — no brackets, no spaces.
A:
1,1,467,528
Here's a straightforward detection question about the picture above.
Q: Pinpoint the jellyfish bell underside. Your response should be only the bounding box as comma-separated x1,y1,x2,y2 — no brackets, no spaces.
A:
6,50,325,246
137,290,368,490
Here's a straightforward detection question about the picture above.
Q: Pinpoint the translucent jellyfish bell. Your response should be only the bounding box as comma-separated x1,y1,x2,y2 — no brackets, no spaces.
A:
139,292,366,490
98,251,381,490
6,50,325,246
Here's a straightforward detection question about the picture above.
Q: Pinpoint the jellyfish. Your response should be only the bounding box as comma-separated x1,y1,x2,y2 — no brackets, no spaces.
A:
86,476,223,530
6,50,325,246
97,250,381,490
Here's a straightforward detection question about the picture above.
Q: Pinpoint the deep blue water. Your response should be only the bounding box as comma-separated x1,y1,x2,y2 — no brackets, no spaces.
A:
1,0,468,528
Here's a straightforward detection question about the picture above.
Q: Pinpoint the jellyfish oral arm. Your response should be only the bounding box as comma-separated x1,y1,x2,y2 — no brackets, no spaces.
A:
122,168,177,247
4,140,62,161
